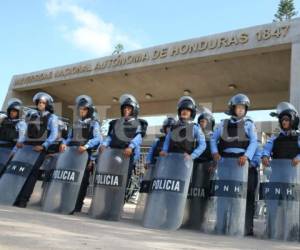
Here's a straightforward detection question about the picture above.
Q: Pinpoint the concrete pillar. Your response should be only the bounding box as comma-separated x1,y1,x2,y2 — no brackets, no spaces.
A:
290,41,300,112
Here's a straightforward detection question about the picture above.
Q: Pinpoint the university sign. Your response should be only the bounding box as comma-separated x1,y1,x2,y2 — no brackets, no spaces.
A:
12,24,291,88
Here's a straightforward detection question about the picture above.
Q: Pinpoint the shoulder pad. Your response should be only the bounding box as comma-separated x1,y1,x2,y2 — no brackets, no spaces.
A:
244,116,254,123
219,119,226,126
109,119,117,125
49,113,57,119
108,119,117,135
292,130,300,136
91,119,100,126
138,119,148,137
206,131,213,136
138,119,148,126
193,122,199,127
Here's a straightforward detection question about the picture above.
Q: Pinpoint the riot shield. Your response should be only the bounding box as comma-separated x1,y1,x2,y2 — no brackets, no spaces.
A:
0,145,43,205
134,165,154,221
259,159,300,241
184,160,215,229
42,146,88,214
142,153,194,230
202,157,249,236
89,148,130,221
0,145,13,176
28,154,59,207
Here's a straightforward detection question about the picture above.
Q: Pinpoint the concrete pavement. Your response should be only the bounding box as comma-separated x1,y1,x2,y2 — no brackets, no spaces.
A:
0,204,299,250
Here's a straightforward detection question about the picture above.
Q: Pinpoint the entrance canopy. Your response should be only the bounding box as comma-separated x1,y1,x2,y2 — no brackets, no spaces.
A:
4,18,300,120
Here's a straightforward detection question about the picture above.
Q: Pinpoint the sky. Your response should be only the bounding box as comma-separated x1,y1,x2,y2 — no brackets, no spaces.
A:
1,0,299,124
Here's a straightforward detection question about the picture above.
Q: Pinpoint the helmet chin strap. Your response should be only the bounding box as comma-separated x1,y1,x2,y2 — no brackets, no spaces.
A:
122,113,131,118
79,117,91,124
179,117,193,123
122,116,134,122
39,110,49,117
9,117,20,122
230,115,242,121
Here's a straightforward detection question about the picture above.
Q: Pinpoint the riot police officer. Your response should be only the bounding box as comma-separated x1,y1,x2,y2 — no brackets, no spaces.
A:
196,107,215,163
0,98,26,153
60,95,102,212
262,102,300,166
14,92,59,207
160,96,206,159
210,93,258,165
143,96,206,230
208,93,257,236
100,94,148,189
0,98,26,176
145,117,176,167
261,102,300,240
184,107,215,229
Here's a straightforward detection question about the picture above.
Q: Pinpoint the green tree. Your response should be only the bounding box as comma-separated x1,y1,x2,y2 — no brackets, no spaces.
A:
274,0,298,22
112,43,124,55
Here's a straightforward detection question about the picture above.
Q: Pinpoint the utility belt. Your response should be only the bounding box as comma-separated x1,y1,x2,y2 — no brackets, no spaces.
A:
194,158,213,163
68,141,85,147
110,141,130,149
69,140,99,158
0,141,15,148
24,140,45,146
69,140,98,150
24,140,61,154
220,151,245,158
47,142,61,154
